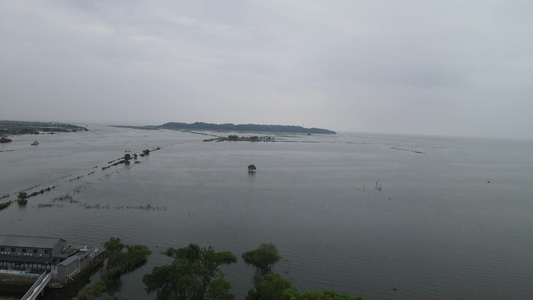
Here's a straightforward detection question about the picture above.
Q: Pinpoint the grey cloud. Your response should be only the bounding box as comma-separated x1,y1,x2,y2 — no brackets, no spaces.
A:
1,1,532,138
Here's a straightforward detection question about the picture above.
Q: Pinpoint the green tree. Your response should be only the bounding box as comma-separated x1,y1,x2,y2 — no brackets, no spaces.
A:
281,289,365,300
75,239,151,300
143,243,237,300
246,273,292,300
248,164,257,173
242,242,280,275
17,192,28,201
124,153,131,163
246,273,365,300
104,237,125,269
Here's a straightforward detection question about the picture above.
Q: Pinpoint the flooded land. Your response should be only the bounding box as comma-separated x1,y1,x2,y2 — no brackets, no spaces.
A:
1,125,532,299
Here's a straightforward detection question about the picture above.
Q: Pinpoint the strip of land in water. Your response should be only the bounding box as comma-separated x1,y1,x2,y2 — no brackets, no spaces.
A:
114,121,336,134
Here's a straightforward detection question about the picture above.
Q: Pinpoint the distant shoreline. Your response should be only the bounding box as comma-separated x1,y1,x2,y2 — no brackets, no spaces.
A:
0,120,88,137
114,122,336,134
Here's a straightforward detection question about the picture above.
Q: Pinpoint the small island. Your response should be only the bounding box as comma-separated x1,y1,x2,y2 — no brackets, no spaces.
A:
115,122,336,135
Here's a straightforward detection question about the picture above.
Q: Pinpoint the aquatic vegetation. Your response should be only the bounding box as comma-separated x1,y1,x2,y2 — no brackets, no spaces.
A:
52,194,79,204
81,203,166,211
375,180,382,192
21,184,40,192
82,204,110,210
390,147,426,154
68,175,84,182
2,144,164,216
126,204,167,211
37,203,60,208
111,160,126,166
0,201,12,211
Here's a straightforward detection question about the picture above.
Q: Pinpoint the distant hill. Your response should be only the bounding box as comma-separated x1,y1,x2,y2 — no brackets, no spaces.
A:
159,122,336,134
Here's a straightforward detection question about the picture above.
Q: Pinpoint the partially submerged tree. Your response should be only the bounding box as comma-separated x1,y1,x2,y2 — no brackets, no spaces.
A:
246,273,292,300
281,289,365,300
78,238,151,299
143,243,238,300
104,237,125,269
17,192,28,201
248,164,257,173
242,242,280,275
247,273,365,300
17,192,28,206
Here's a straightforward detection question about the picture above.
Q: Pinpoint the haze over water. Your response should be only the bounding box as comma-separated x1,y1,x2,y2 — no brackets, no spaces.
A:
1,125,532,299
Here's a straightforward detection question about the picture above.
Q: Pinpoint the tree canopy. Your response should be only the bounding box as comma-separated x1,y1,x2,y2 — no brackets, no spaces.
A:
281,289,365,300
17,192,28,200
242,242,280,275
246,273,292,300
246,273,365,300
143,243,238,300
104,237,125,269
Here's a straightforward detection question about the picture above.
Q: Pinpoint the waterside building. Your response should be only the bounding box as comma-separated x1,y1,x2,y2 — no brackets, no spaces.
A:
0,235,104,287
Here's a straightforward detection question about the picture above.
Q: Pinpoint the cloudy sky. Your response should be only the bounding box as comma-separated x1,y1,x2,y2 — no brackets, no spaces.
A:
1,1,532,139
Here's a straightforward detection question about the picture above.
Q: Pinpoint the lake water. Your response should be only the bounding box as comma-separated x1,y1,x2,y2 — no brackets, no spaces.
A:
1,125,532,299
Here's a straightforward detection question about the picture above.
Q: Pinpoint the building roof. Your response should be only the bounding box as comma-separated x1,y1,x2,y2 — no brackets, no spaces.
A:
57,255,79,266
0,235,65,249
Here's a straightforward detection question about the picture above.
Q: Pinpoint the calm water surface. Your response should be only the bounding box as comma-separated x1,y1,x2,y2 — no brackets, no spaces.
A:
0,126,532,299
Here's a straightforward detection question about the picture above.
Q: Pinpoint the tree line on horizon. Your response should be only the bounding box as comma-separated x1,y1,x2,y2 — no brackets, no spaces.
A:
159,122,336,134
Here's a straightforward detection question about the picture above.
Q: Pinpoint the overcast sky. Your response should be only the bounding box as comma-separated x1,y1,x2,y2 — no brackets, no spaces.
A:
1,1,532,139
